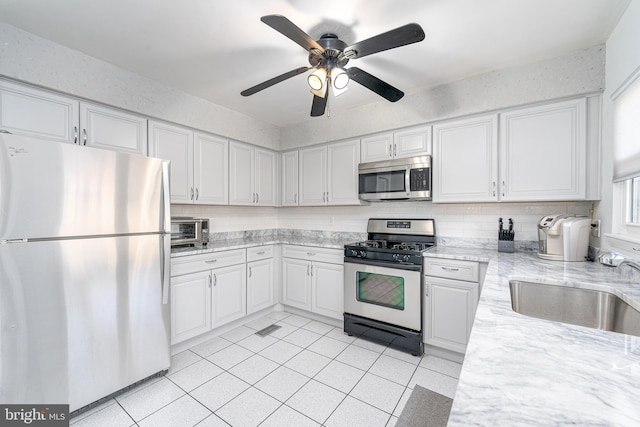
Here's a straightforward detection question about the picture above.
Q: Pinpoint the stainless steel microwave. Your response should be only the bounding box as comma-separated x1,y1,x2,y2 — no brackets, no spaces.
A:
358,156,432,201
170,217,209,247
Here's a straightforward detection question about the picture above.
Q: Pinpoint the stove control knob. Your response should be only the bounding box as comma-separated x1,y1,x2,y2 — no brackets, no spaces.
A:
359,250,367,258
392,254,400,261
403,255,411,262
349,249,358,257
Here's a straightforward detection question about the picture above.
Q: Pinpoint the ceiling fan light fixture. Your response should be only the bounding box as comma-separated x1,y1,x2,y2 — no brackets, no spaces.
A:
331,68,349,90
307,68,327,91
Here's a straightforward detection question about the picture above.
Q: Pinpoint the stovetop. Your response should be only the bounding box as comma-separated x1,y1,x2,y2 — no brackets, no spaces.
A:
344,218,436,267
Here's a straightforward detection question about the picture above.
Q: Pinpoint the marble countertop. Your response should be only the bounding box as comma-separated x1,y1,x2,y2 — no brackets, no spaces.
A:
423,247,640,426
171,231,362,257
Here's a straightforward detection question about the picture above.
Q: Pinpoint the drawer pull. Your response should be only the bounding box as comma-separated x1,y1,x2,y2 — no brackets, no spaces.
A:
307,252,316,256
205,259,218,264
441,266,459,272
256,251,266,255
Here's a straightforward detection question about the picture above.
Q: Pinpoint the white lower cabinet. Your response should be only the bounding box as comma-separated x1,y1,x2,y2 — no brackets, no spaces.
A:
170,270,212,344
282,245,344,320
423,258,481,354
170,249,247,345
211,263,247,328
247,246,275,315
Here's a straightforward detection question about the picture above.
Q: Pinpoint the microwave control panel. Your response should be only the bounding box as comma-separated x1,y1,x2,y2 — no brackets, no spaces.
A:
409,168,430,191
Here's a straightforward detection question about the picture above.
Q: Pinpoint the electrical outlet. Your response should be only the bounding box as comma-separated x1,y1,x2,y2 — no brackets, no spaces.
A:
591,219,601,238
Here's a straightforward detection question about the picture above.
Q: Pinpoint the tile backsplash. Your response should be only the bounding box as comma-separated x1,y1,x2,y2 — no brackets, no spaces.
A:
173,201,594,250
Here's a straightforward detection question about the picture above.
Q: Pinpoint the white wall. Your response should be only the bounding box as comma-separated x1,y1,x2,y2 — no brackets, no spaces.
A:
0,23,280,150
599,0,640,239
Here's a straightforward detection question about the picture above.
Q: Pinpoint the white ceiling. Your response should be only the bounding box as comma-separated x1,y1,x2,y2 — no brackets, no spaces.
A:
0,0,631,127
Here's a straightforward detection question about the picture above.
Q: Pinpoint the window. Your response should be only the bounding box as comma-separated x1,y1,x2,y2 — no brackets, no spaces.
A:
612,68,640,238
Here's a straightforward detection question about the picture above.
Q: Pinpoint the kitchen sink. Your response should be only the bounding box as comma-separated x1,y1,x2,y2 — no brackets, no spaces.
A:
509,280,640,337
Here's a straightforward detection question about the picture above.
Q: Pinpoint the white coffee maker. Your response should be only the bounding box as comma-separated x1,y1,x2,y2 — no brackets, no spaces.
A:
537,214,591,261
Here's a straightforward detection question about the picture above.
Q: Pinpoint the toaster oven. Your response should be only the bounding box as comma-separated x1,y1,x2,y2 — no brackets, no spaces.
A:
170,217,209,247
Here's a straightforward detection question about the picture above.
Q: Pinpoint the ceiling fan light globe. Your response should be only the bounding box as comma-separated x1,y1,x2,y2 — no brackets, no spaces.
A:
307,68,327,91
332,71,349,90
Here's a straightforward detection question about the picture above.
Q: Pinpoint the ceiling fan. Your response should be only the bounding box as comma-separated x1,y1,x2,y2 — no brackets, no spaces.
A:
241,15,425,117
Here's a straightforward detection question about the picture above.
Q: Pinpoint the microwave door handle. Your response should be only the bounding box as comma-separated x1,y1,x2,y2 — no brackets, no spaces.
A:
405,167,411,196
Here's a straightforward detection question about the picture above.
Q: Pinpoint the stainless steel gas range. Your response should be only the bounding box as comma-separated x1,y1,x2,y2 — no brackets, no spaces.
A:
343,218,436,356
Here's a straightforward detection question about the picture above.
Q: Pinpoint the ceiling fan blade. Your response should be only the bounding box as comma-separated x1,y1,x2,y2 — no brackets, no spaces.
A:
347,67,404,102
310,94,328,117
241,67,311,96
343,23,425,59
261,15,325,53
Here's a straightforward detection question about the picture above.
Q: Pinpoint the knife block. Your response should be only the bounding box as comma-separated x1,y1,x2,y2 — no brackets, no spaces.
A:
498,240,515,253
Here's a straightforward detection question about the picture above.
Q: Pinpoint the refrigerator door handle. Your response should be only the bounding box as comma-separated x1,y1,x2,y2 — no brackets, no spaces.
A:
161,161,171,233
161,234,171,305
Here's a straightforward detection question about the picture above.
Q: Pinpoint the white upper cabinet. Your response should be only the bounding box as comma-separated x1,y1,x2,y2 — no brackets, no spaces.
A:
299,139,360,206
499,98,586,201
394,125,433,159
433,114,499,203
1,80,147,155
149,121,228,205
299,145,328,206
433,98,590,203
360,125,431,163
327,139,361,205
81,102,147,155
255,148,278,206
194,132,229,205
229,141,277,206
0,80,79,143
281,150,299,206
360,132,393,162
149,121,194,203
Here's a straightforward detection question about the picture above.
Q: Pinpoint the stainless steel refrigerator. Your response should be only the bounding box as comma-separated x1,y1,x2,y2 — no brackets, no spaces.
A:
0,133,172,412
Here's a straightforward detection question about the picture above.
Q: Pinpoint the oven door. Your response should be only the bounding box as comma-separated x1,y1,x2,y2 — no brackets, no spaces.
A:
344,259,422,331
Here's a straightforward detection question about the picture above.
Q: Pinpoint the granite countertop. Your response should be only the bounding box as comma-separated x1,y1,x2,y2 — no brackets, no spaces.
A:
423,247,640,426
171,229,365,257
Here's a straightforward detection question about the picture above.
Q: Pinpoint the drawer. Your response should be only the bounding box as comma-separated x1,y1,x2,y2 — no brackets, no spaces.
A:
171,248,246,276
247,245,274,262
423,258,479,282
282,244,343,264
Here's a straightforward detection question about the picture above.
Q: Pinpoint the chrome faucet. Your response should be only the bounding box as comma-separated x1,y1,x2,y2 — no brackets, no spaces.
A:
618,259,640,273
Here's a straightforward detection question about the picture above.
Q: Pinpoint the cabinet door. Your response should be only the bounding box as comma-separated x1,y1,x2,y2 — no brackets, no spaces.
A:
298,146,327,206
360,132,393,162
282,258,311,310
170,271,211,345
0,80,79,143
211,264,247,328
255,148,277,206
500,98,586,201
424,276,478,353
281,150,299,206
149,121,194,204
393,125,431,159
311,262,344,320
327,139,360,205
433,114,498,203
229,141,255,205
80,102,147,155
194,132,228,205
247,258,275,315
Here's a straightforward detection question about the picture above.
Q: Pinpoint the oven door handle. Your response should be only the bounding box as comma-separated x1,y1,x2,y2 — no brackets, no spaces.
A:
343,257,421,271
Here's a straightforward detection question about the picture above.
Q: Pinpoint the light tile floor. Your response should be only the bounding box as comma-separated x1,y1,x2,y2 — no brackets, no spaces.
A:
70,311,462,427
